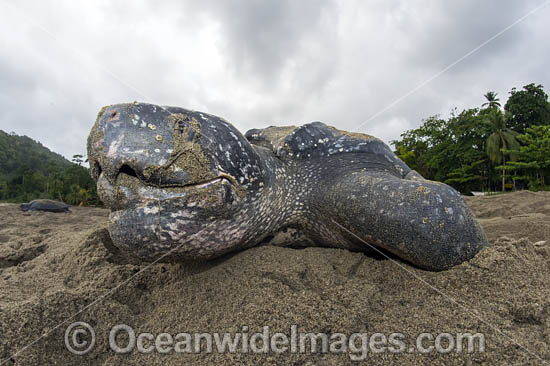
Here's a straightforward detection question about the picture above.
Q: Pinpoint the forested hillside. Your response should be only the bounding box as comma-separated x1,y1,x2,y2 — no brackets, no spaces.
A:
0,130,100,205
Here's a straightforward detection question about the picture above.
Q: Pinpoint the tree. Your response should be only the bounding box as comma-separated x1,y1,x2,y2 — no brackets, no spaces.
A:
391,84,550,193
500,125,550,189
504,83,550,134
482,91,501,109
392,109,493,193
72,154,84,166
391,115,448,180
485,110,520,191
0,130,101,204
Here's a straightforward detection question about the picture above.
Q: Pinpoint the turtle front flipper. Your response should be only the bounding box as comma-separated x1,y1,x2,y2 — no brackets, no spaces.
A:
320,169,488,271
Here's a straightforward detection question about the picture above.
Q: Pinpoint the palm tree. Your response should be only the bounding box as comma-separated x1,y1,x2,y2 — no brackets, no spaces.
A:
482,91,501,109
485,110,520,191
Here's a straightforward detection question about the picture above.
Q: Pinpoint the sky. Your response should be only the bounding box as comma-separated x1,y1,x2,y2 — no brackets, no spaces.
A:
0,0,549,160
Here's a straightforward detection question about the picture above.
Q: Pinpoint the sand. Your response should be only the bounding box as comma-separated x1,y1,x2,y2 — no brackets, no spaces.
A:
0,191,549,365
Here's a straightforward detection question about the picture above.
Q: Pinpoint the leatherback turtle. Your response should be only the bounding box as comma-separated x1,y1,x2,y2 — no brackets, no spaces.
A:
20,199,71,212
87,102,488,271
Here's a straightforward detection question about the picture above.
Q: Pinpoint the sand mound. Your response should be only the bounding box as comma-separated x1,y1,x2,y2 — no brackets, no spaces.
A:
0,192,549,365
465,191,550,244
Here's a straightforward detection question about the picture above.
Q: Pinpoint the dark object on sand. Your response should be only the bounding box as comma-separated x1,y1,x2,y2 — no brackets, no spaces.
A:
20,199,70,213
87,103,488,271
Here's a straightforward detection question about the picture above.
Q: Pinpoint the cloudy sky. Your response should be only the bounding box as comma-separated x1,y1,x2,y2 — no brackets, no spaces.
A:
0,0,549,160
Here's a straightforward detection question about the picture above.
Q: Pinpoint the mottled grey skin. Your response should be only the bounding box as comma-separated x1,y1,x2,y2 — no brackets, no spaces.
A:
20,199,70,212
87,102,488,271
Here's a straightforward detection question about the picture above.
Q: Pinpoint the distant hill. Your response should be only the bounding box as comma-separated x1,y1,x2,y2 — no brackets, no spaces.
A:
0,130,72,178
0,130,100,205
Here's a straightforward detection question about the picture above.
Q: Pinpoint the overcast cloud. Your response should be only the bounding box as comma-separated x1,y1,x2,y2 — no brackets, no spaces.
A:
0,0,549,159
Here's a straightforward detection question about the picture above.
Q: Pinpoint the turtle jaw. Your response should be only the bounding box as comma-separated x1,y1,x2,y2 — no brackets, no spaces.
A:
102,172,246,260
97,170,242,213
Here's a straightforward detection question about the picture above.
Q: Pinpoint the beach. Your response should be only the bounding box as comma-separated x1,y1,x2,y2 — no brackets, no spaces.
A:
0,191,549,365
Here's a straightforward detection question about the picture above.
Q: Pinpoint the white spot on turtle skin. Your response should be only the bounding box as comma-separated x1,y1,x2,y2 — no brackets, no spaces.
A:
107,134,124,158
166,149,173,154
123,149,147,155
140,121,146,128
445,207,454,215
148,123,157,130
143,206,159,214
166,222,179,231
170,210,195,218
154,148,161,153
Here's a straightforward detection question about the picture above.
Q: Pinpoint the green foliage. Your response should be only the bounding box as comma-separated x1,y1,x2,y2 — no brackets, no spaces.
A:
481,91,501,109
445,159,486,186
504,83,550,134
484,109,520,191
392,108,493,193
0,130,100,205
485,109,520,165
393,84,550,194
72,154,84,166
499,125,550,189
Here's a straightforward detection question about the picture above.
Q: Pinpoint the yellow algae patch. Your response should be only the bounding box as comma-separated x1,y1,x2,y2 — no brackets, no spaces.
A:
141,113,215,185
416,186,431,194
327,126,379,141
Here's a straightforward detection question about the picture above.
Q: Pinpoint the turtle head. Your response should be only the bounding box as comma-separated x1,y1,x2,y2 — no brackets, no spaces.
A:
87,102,264,260
20,203,30,211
